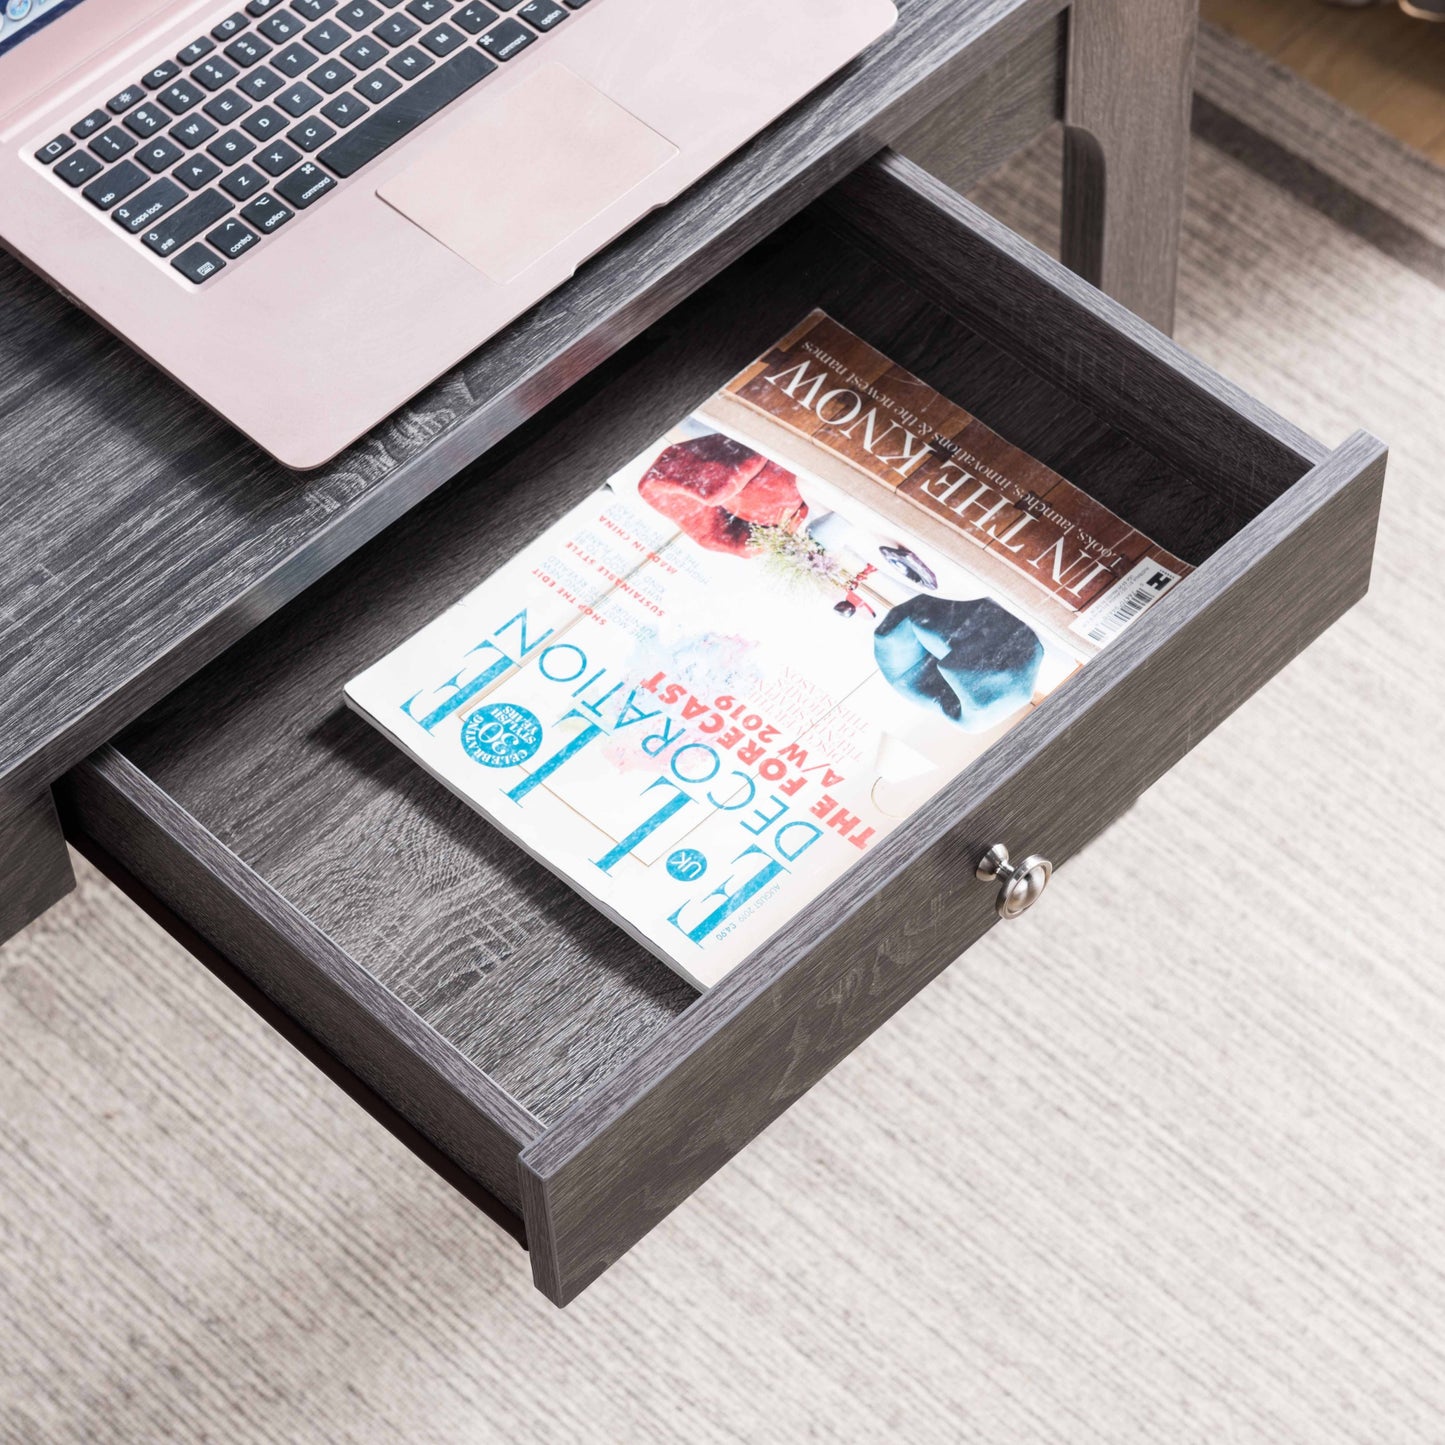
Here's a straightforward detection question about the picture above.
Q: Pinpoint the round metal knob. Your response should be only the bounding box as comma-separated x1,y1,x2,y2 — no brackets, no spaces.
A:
976,843,1052,921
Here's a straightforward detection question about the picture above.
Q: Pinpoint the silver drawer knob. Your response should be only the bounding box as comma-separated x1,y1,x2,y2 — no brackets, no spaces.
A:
976,843,1053,920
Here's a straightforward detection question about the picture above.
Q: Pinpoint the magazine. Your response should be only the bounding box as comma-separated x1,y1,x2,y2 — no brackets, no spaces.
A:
345,312,1192,990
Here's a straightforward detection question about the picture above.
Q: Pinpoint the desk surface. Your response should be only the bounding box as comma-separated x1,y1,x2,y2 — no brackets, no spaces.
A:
0,0,1059,821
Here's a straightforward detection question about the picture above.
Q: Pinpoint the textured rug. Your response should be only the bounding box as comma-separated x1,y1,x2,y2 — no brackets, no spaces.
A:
4,25,1444,1444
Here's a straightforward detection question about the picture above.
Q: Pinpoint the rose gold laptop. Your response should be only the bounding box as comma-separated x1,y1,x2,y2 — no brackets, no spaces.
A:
0,0,896,468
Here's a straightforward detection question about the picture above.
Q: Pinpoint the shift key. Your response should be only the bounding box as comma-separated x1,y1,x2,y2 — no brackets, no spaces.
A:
317,48,493,178
112,177,187,234
142,188,235,255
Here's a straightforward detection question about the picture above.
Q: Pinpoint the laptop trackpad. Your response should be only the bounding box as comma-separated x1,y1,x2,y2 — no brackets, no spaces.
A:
377,63,678,284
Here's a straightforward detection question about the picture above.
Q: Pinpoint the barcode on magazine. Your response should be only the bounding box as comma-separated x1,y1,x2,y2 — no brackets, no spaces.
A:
1070,558,1183,647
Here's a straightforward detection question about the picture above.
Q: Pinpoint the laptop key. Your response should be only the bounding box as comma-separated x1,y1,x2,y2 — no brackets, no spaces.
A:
174,153,223,189
195,57,240,90
421,23,464,55
247,0,285,14
273,41,318,75
386,44,432,77
241,192,294,232
73,110,109,139
321,91,367,126
143,60,181,89
243,105,287,138
354,69,401,102
274,158,335,208
260,8,304,40
91,127,137,162
305,19,350,52
124,104,169,137
318,48,491,176
81,159,147,208
35,134,75,164
226,32,272,65
374,13,418,44
291,0,336,17
341,34,386,67
207,217,259,259
406,0,450,20
562,0,590,7
212,12,249,39
277,81,322,115
107,85,146,114
288,117,335,150
221,163,267,199
477,17,532,58
255,139,303,174
55,150,105,186
309,60,355,92
337,0,380,24
137,137,184,172
239,64,285,99
172,243,226,283
113,177,186,233
207,129,256,164
517,0,565,28
452,2,498,32
159,79,206,113
171,113,219,147
205,89,253,122
178,35,216,64
142,188,234,254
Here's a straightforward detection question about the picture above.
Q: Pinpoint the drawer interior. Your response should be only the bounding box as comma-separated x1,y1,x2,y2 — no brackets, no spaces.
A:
107,194,1319,1129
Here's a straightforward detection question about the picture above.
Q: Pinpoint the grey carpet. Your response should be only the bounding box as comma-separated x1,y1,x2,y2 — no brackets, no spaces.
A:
4,25,1444,1443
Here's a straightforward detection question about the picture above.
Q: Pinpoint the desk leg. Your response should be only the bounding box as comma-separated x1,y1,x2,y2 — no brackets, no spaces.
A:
1062,0,1198,334
0,791,75,944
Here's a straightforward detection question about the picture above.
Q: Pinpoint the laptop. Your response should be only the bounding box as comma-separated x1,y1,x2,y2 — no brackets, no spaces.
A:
0,0,898,469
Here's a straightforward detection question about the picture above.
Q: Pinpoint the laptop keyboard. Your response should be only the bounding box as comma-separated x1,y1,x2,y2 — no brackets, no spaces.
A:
32,0,589,286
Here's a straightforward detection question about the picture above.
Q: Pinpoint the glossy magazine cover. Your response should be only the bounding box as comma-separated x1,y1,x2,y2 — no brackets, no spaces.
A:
345,312,1192,989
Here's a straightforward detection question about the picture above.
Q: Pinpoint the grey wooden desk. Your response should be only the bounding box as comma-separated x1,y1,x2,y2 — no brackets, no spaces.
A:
0,0,1197,941
2,0,1391,1307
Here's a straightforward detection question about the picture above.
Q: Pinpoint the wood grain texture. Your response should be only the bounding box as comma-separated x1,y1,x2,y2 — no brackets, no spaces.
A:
0,0,1069,826
896,11,1063,193
520,428,1386,1305
57,747,543,1217
1062,0,1199,332
824,151,1328,519
0,791,73,944
104,209,1233,1128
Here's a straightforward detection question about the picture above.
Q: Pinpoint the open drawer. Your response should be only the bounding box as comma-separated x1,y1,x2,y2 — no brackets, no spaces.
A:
58,151,1386,1307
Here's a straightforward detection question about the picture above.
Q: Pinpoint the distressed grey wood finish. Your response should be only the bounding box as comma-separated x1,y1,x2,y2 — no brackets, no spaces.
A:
59,747,543,1218
521,429,1387,1305
0,0,1078,838
897,12,1063,193
0,791,73,938
99,212,1235,1128
1061,0,1199,333
823,152,1329,516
